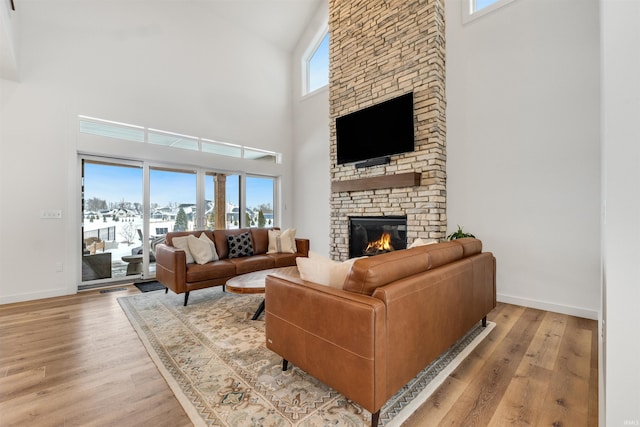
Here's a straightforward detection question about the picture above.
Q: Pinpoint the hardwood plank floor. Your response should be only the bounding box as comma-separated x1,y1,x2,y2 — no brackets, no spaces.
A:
0,287,597,427
404,303,599,427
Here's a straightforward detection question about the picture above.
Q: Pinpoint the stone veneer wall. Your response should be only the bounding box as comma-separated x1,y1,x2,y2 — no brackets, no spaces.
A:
329,0,447,260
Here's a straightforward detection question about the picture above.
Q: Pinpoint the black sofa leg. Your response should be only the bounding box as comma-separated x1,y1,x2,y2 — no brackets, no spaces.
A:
371,410,380,427
165,287,168,294
184,291,190,306
282,359,288,371
482,315,487,327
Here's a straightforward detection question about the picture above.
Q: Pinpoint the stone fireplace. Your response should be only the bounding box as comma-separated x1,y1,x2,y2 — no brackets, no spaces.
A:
329,0,447,260
349,216,407,258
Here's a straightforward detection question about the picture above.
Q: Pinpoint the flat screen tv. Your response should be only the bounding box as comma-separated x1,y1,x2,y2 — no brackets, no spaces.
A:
336,92,414,167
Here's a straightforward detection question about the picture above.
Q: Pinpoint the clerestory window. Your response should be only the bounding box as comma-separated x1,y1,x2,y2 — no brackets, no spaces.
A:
303,30,329,95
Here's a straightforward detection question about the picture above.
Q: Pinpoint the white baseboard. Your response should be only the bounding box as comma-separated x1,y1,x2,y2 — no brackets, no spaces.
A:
0,287,76,305
497,293,599,320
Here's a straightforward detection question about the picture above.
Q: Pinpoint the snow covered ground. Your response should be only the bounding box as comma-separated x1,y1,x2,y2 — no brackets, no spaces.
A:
83,216,175,280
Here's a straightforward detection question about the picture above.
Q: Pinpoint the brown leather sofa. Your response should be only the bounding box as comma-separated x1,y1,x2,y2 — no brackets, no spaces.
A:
264,238,495,427
155,228,309,306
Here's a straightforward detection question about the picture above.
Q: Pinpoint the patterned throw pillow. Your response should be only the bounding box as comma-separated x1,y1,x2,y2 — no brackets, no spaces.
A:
227,232,254,258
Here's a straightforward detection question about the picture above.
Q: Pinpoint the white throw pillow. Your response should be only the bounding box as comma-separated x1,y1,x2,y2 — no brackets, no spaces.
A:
172,236,195,264
296,256,333,287
267,228,297,254
199,233,219,261
187,234,220,265
409,238,437,248
296,253,360,289
328,257,359,287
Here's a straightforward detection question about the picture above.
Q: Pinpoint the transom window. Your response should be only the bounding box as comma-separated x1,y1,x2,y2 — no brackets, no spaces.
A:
462,0,515,23
79,115,280,163
303,30,329,95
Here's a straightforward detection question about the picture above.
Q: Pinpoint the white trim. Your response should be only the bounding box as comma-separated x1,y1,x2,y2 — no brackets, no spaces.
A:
300,83,329,102
0,287,73,305
497,293,599,320
78,114,144,129
462,0,516,24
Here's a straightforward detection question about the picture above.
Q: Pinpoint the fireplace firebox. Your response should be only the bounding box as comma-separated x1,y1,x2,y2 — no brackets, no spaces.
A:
349,216,407,258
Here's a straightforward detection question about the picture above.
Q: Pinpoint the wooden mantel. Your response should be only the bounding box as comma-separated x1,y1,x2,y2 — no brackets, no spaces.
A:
331,172,421,193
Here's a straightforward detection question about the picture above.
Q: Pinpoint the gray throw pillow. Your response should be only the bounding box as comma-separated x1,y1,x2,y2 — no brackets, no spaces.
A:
227,232,254,258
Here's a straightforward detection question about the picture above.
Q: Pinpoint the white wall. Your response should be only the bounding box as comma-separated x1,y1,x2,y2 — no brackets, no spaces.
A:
0,1,295,303
0,0,18,81
291,2,331,256
446,0,601,319
601,0,640,424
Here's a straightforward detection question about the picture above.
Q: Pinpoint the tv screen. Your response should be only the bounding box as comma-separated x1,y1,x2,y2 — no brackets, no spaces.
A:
336,92,414,166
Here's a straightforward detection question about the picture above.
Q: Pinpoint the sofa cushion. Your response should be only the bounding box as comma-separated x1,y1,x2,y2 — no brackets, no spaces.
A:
452,237,482,257
212,228,274,259
420,241,464,268
343,247,431,296
227,232,254,258
228,255,275,275
267,228,296,254
186,260,236,283
250,228,271,255
267,252,300,268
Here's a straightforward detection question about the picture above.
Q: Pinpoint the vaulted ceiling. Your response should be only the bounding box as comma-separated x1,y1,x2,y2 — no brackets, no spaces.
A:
0,0,323,82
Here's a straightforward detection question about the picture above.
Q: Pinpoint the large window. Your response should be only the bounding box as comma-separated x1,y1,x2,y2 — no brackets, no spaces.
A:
303,30,329,95
225,174,241,229
150,167,196,233
246,176,275,228
81,157,278,288
462,0,515,23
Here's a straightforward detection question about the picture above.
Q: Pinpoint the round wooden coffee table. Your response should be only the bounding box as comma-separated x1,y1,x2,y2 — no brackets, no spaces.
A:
226,266,299,320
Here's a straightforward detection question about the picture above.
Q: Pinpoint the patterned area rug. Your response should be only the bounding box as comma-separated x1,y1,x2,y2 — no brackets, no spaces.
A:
118,287,494,427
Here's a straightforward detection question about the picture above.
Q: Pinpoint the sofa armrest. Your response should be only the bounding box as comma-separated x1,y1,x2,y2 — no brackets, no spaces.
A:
264,273,386,413
294,238,309,257
155,243,187,294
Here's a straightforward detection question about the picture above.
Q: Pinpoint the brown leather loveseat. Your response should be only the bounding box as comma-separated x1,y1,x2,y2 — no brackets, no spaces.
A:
155,228,309,306
264,238,495,427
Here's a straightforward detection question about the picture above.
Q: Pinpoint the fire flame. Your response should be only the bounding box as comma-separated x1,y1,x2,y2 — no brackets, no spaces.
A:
365,232,393,253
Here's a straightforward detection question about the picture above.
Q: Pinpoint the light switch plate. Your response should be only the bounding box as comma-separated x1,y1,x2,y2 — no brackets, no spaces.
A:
41,210,63,219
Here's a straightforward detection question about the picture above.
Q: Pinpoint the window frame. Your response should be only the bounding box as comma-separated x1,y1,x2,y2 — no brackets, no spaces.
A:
302,25,329,97
462,0,515,24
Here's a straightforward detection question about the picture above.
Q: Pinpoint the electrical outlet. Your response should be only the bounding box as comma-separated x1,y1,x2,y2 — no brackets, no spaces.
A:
55,262,63,272
41,210,63,219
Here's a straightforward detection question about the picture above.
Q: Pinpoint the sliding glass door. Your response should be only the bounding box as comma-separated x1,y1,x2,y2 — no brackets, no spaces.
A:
81,157,278,288
147,167,197,275
82,159,143,284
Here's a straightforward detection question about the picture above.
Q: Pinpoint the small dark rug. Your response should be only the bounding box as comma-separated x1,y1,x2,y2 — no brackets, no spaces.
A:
134,281,166,293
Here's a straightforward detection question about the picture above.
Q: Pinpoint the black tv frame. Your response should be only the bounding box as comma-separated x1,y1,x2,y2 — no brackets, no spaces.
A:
336,92,414,167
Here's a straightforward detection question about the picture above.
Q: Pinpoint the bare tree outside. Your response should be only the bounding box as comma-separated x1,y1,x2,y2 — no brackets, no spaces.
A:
119,222,137,245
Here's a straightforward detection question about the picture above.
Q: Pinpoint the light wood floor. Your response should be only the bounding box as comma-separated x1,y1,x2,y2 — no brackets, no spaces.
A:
0,286,598,427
